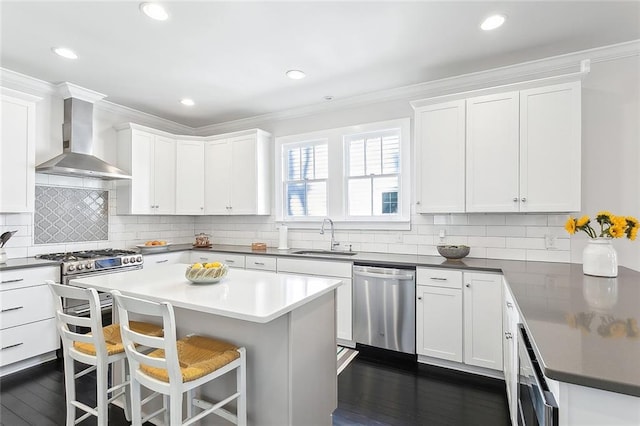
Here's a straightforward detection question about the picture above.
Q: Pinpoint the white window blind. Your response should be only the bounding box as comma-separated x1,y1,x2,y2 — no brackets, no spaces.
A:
283,140,328,217
346,129,401,217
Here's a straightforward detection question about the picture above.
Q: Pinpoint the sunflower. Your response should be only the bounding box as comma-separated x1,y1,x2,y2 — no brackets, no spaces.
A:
564,216,576,234
630,226,638,241
576,215,590,228
610,225,625,238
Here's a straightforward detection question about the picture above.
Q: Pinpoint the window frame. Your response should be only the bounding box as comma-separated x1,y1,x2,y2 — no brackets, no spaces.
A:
275,118,411,230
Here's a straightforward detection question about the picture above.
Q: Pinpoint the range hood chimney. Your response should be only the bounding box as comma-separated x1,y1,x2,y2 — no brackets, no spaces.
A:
36,83,131,180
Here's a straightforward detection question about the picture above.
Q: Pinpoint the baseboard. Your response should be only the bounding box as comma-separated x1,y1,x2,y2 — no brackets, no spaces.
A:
417,354,505,381
0,351,57,378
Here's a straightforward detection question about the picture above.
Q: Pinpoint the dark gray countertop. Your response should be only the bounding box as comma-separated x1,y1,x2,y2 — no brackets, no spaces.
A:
3,244,638,397
0,257,60,271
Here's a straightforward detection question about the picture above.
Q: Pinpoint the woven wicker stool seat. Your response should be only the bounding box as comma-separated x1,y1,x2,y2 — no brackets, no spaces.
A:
74,321,164,356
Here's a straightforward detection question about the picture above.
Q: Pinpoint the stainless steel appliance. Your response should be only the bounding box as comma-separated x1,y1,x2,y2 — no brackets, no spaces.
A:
353,265,416,354
517,324,558,426
37,249,143,316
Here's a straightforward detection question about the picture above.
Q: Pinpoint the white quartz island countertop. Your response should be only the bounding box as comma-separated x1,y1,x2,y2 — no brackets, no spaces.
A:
68,263,342,323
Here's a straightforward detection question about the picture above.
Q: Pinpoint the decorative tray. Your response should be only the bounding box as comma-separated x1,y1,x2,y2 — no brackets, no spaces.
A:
185,263,228,284
136,242,171,252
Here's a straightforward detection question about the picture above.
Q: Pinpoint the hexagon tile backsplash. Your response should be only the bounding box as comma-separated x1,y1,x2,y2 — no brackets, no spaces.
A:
35,186,108,244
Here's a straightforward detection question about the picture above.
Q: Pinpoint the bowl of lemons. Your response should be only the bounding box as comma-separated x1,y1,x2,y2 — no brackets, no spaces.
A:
185,262,229,284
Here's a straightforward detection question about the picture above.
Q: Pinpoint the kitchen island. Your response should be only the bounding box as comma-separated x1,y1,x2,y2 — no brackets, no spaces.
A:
69,264,342,426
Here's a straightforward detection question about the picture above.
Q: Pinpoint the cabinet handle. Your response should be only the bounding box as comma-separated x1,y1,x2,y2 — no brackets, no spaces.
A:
253,262,265,266
506,302,513,308
521,197,527,202
465,283,470,288
429,277,447,281
1,342,23,350
225,260,235,264
417,296,422,300
156,259,169,263
512,197,518,202
199,257,208,261
505,332,512,340
1,306,24,313
1,278,24,284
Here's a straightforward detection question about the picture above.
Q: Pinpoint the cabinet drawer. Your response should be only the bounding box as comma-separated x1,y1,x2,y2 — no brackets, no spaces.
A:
245,255,276,272
0,266,59,291
191,252,245,269
0,285,55,330
277,258,352,278
0,318,59,367
416,268,462,289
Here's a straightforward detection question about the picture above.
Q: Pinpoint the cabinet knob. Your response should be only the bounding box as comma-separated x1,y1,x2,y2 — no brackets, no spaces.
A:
417,296,422,300
416,201,421,205
512,197,518,202
506,302,513,308
505,331,512,339
465,283,470,288
521,197,527,202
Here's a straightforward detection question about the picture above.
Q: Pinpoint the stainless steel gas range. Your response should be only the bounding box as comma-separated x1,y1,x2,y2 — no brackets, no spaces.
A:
37,249,143,316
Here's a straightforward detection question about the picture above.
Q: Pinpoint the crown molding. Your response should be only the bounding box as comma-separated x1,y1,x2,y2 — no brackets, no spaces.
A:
0,67,57,97
56,82,106,103
96,100,194,135
194,39,640,135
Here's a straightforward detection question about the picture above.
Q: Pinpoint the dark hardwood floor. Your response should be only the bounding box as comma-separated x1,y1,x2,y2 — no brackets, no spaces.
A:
1,354,509,425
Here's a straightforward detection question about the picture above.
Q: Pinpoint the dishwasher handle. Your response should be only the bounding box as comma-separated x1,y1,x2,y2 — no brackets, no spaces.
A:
353,266,415,281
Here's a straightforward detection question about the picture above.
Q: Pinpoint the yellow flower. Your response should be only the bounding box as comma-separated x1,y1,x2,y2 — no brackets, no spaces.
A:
630,226,638,241
627,216,639,228
612,215,627,228
597,210,612,219
576,215,590,228
610,225,625,238
564,216,576,234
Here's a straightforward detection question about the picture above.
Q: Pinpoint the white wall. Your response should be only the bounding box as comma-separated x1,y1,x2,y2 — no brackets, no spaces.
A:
1,47,638,270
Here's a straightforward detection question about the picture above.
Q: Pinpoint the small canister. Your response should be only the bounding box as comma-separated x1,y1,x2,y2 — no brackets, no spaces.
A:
194,233,211,247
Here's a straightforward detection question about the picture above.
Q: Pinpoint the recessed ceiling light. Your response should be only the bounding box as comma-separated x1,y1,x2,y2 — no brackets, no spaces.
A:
286,70,306,80
140,2,168,21
481,14,506,31
323,96,334,101
52,47,78,59
180,98,195,106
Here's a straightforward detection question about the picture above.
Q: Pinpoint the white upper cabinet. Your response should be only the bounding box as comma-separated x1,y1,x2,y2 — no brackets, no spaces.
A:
413,80,581,213
1,92,38,213
176,140,205,214
466,91,520,212
414,100,466,213
205,132,271,215
519,81,581,212
116,126,176,215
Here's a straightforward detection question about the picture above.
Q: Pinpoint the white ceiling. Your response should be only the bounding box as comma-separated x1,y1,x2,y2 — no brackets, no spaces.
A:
2,1,639,128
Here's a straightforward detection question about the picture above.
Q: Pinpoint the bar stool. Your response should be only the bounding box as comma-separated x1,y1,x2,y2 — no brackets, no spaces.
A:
47,281,163,426
112,290,247,426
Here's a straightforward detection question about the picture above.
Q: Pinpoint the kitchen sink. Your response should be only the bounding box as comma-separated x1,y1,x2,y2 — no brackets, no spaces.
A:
292,250,357,256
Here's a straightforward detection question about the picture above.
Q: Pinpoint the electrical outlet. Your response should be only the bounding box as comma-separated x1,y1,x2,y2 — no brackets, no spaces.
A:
545,234,557,250
439,229,446,243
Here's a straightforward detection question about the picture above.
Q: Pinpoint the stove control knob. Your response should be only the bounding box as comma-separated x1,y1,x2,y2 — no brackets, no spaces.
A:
136,256,142,262
130,256,137,263
68,264,76,272
77,264,84,270
123,257,129,264
86,263,93,269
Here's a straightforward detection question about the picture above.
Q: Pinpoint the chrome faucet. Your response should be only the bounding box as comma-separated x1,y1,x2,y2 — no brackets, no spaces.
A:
320,218,340,250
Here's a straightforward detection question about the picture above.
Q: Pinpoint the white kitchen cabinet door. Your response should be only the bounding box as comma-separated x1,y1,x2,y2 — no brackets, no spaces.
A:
204,131,271,215
466,91,520,212
204,140,232,214
519,81,581,212
117,126,176,215
191,251,246,269
153,135,176,214
463,272,503,370
1,93,37,213
176,140,205,214
336,278,353,342
416,285,463,362
414,100,466,213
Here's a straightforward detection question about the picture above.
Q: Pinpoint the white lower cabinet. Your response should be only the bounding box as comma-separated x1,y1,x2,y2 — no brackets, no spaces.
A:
277,258,352,343
143,251,190,269
245,255,276,272
416,267,503,373
191,251,246,269
0,266,59,376
503,279,520,426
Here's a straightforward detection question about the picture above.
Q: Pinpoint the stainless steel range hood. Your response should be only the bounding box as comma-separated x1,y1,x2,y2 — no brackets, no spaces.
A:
36,94,131,180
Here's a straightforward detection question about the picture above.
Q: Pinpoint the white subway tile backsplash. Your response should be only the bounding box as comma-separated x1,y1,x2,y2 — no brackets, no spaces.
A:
433,215,450,225
486,248,526,261
449,214,469,225
467,236,506,248
5,213,32,226
468,214,506,226
505,214,548,226
417,245,439,256
468,247,487,258
486,226,526,237
506,237,546,250
547,214,571,226
447,225,486,236
526,250,571,263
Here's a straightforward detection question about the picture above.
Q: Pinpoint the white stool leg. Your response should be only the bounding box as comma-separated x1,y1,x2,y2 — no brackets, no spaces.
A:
96,361,109,426
63,355,76,426
163,394,170,426
237,350,247,426
122,358,132,421
187,388,194,419
130,375,143,426
170,388,182,425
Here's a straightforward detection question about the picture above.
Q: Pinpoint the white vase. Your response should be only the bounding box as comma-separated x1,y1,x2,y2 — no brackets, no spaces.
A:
582,238,618,277
583,276,618,312
0,248,6,264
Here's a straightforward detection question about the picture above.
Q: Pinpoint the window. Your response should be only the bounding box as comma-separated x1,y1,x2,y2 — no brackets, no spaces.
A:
346,129,401,218
283,141,328,217
275,118,410,229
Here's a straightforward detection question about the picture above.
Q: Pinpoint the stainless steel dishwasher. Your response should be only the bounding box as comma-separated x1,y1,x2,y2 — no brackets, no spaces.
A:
353,265,416,354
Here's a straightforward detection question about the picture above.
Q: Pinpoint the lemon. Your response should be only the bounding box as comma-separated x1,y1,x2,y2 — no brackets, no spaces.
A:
211,261,222,268
191,263,203,269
